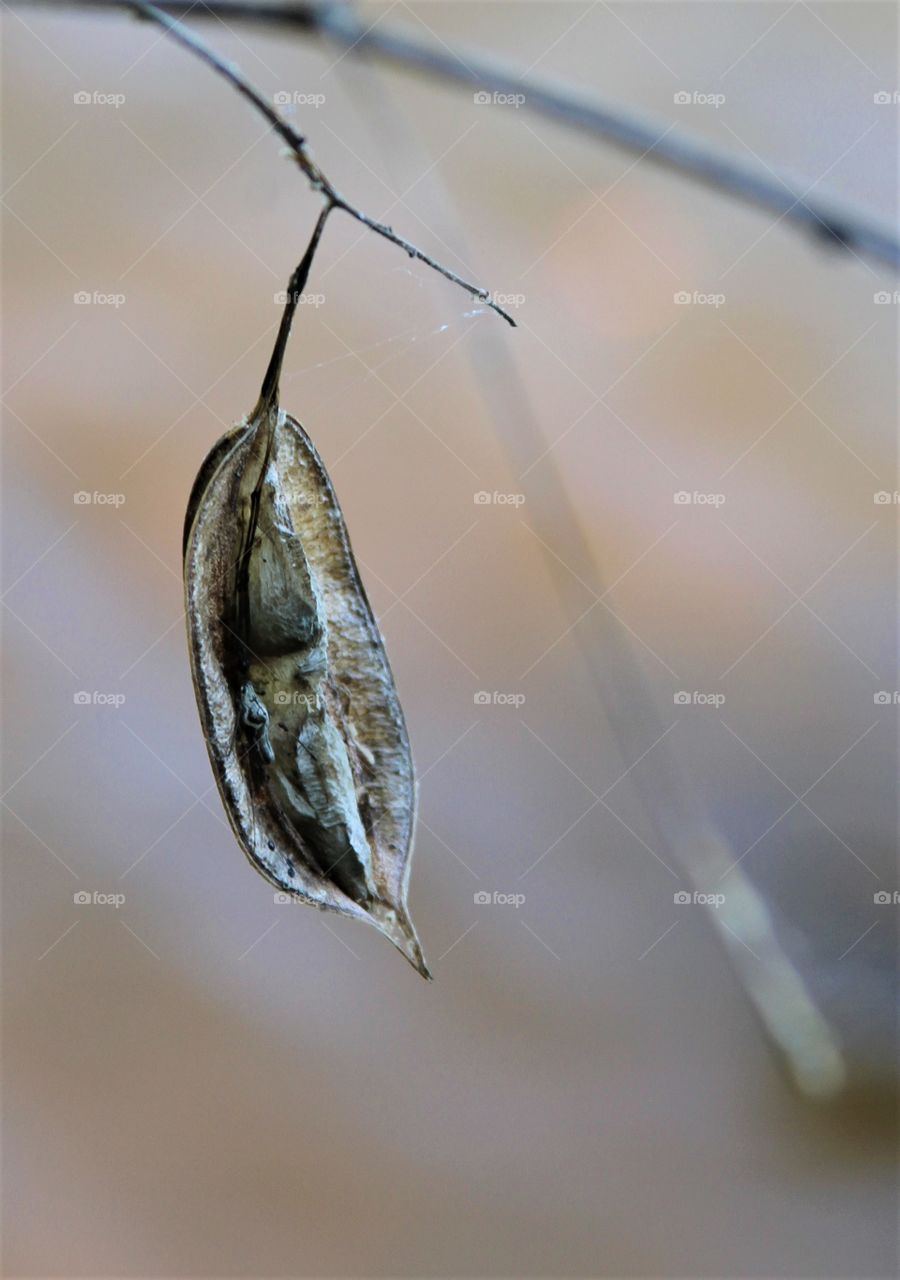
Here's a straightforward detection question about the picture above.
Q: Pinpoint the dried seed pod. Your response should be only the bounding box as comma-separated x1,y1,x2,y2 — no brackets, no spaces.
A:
184,208,429,977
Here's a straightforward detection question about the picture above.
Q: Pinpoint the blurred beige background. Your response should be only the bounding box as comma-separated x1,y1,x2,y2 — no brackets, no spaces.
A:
2,2,898,1276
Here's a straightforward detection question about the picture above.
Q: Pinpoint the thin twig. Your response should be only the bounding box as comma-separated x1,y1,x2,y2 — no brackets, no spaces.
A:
23,0,900,271
127,1,517,325
256,199,333,416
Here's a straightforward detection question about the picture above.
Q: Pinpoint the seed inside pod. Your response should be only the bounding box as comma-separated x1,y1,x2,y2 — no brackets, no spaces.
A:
183,206,429,977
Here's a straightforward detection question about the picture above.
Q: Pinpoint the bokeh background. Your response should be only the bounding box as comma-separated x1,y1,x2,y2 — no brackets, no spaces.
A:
3,2,898,1276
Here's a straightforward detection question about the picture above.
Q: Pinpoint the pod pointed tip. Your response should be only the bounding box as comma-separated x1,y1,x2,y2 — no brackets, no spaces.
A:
406,941,434,982
393,910,432,980
368,898,432,979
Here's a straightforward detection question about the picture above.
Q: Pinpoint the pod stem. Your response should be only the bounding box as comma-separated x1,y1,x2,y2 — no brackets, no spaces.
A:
256,201,334,418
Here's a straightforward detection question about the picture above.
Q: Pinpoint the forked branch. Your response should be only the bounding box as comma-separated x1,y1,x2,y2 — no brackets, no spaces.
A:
129,1,517,326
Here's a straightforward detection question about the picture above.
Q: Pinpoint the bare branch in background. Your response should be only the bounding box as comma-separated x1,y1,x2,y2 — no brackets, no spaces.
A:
127,1,518,325
327,21,850,1099
23,0,900,271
